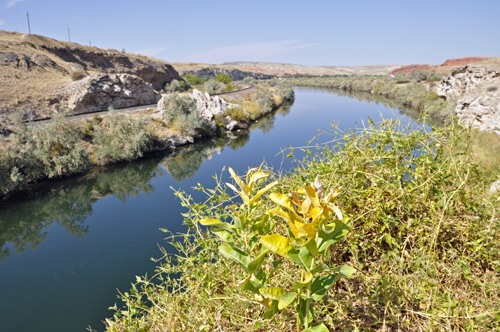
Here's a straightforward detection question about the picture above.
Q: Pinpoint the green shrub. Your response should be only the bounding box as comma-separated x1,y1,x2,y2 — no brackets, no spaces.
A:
0,109,90,192
161,93,214,136
165,79,188,93
242,76,257,84
203,79,226,95
183,73,208,86
93,110,154,163
215,73,233,84
225,106,249,123
254,87,274,114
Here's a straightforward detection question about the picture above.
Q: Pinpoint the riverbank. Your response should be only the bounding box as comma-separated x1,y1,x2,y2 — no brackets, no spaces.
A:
105,119,500,331
287,74,453,122
0,82,294,199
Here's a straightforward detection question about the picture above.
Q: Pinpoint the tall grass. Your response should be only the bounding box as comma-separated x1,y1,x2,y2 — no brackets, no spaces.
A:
105,118,499,331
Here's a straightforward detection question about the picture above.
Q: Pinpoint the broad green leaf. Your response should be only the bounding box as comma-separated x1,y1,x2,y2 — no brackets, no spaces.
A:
240,279,263,294
310,263,331,274
288,246,313,271
248,249,269,274
304,238,319,257
259,287,283,301
263,300,279,319
272,259,282,270
331,265,356,278
260,234,292,258
219,246,250,273
211,228,234,243
292,271,313,290
228,167,250,195
310,275,337,301
317,220,350,253
269,192,295,212
278,292,298,310
249,181,278,205
199,219,232,232
303,323,329,332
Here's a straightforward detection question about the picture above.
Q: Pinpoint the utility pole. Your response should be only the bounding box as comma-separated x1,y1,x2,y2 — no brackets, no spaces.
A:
67,28,70,42
26,12,31,34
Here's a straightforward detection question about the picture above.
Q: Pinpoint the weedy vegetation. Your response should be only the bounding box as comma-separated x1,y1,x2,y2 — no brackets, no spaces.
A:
104,118,500,331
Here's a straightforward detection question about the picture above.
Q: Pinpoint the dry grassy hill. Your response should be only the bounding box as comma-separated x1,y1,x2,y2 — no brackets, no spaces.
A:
0,30,180,118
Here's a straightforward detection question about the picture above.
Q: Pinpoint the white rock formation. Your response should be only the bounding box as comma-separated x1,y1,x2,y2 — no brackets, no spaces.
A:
53,74,160,113
455,82,500,134
189,89,243,121
437,61,500,99
436,60,500,134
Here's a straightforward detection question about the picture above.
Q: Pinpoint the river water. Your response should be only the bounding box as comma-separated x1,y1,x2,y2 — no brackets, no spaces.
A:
0,87,428,332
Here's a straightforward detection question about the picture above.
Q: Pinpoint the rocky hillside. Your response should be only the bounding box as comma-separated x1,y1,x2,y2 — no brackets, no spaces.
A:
171,62,274,80
391,57,493,75
222,61,403,76
0,30,180,118
437,58,500,134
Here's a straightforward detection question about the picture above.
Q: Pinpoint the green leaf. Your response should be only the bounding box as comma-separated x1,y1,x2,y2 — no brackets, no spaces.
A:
331,265,356,278
260,234,292,258
317,220,350,253
219,246,250,273
304,237,319,257
310,263,331,274
292,271,313,290
199,219,232,232
264,300,279,319
310,275,337,301
241,279,263,294
211,228,234,243
259,287,284,301
288,246,313,271
272,259,282,270
303,323,329,332
278,292,298,310
248,249,269,274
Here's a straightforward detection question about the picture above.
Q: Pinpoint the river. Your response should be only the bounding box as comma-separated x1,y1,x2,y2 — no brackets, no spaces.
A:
0,87,430,332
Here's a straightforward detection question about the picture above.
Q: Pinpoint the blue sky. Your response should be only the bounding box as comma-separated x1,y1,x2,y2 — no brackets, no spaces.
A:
1,0,499,66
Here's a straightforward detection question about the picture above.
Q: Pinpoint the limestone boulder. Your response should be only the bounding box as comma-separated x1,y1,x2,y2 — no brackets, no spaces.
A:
455,82,500,134
52,74,159,113
437,61,500,98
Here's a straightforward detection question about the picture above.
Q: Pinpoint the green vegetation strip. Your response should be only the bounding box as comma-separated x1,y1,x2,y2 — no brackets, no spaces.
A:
105,119,499,331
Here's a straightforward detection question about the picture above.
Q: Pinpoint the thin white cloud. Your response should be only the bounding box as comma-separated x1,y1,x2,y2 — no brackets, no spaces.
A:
183,40,317,64
0,19,5,25
5,0,25,9
135,47,169,57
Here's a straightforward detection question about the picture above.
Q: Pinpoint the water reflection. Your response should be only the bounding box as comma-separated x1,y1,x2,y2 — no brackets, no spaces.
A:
0,109,280,260
0,159,164,261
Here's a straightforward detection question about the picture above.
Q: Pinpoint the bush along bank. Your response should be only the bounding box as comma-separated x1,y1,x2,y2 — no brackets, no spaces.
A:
287,72,455,122
105,119,500,331
0,82,295,199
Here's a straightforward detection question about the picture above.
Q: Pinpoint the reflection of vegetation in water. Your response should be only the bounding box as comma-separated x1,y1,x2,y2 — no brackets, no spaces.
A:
162,132,251,182
0,158,164,261
329,88,445,128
